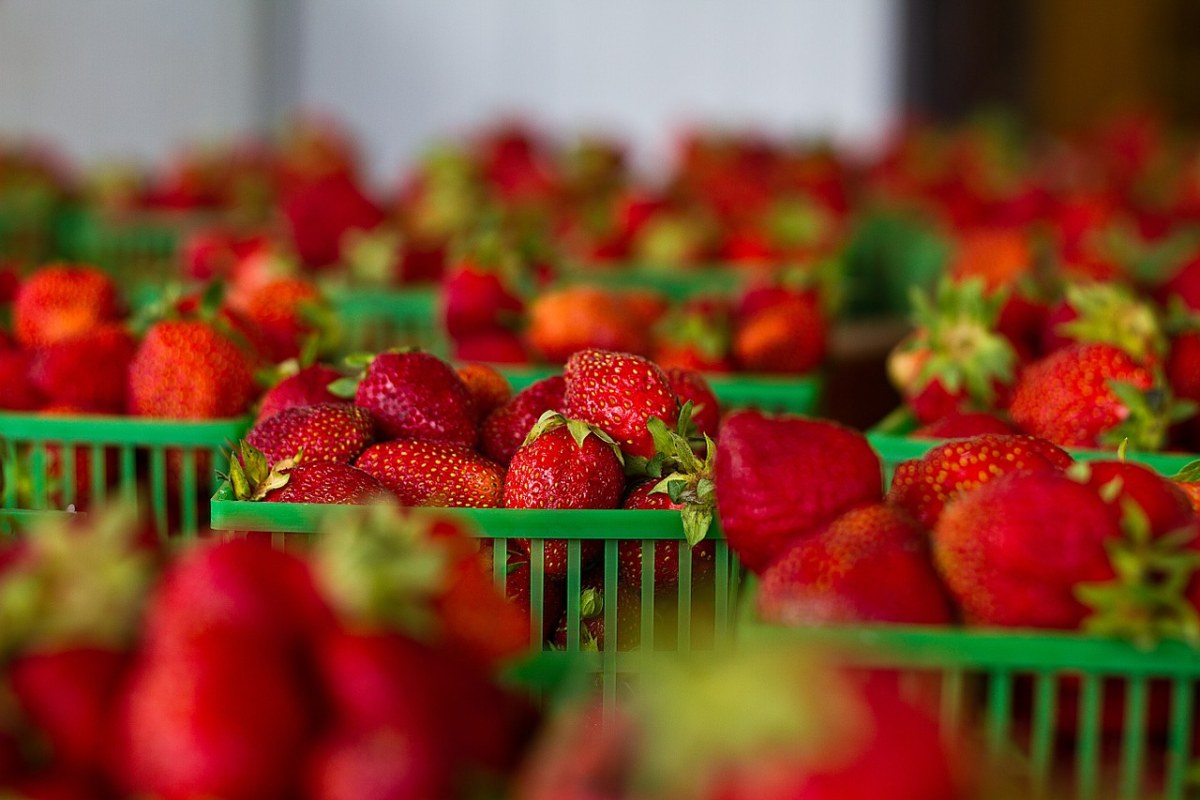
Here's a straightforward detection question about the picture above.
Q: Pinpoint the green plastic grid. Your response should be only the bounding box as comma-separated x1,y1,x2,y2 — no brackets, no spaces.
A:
496,365,824,415
555,263,752,302
330,286,448,356
738,578,1200,800
0,412,248,537
868,408,1199,478
210,483,741,707
54,207,190,283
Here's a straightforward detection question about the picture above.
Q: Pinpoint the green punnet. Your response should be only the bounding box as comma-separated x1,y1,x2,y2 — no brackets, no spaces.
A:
1056,282,1166,362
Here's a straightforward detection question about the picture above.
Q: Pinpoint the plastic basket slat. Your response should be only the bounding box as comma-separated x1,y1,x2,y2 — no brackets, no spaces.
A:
330,287,446,355
556,262,751,302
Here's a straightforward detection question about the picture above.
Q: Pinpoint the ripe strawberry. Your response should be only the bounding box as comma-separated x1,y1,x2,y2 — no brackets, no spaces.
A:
756,503,953,625
664,366,720,438
127,320,256,420
452,329,530,364
456,362,512,421
732,289,826,374
14,265,120,348
28,324,137,413
1008,342,1191,449
281,172,384,268
504,414,626,578
887,278,1017,424
714,410,882,574
911,410,1017,438
652,304,734,373
305,726,452,800
563,348,679,460
479,541,568,643
246,402,374,465
255,363,343,424
442,262,524,339
1040,282,1165,363
887,434,1072,529
1084,460,1195,535
480,375,565,465
354,440,504,508
265,461,390,505
0,349,46,410
1166,330,1200,448
346,351,476,447
526,287,649,362
237,276,331,363
618,480,716,589
2,772,107,800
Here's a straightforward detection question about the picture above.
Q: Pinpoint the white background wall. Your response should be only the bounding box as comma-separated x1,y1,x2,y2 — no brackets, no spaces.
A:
0,0,899,179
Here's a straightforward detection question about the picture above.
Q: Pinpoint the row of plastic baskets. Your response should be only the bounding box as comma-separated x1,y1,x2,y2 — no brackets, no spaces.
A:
868,408,1198,480
498,366,824,415
738,582,1200,800
555,262,753,302
0,412,248,537
209,486,742,706
329,286,447,355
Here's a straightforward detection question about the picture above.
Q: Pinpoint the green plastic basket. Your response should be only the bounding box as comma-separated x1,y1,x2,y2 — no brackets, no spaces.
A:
496,366,824,415
210,484,742,706
868,409,1198,479
330,286,447,356
739,581,1200,800
55,207,191,282
555,263,752,302
0,412,248,536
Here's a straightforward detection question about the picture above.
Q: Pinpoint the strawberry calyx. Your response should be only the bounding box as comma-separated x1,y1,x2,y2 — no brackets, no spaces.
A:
340,226,402,286
1102,380,1197,451
636,403,716,547
1056,281,1166,363
523,411,625,467
1076,498,1200,649
653,306,730,363
225,440,301,501
893,277,1016,407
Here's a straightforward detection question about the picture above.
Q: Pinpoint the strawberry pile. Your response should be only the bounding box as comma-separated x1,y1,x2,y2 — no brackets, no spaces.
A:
718,410,1200,646
235,346,723,649
0,504,537,799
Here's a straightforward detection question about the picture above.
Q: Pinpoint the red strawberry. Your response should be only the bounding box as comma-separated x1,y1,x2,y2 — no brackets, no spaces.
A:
480,375,565,466
1083,460,1195,534
503,414,626,578
348,351,477,446
14,265,120,348
281,172,384,268
756,503,953,625
8,647,128,771
714,410,882,574
452,330,530,364
732,289,826,374
443,263,524,339
933,471,1122,627
255,363,343,424
456,362,512,421
236,276,330,363
127,320,256,420
911,411,1017,438
305,726,452,800
28,324,137,413
1166,331,1200,448
264,461,390,504
1040,282,1165,363
0,349,46,410
115,640,318,800
563,349,679,460
246,402,374,466
618,480,716,589
1008,342,1190,449
527,287,649,363
887,434,1072,529
2,772,108,800
665,366,721,438
479,541,567,643
354,440,505,508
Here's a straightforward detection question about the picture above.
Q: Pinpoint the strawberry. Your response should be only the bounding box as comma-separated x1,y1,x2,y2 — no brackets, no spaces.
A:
236,276,332,363
456,362,512,421
28,324,137,413
267,461,389,505
563,348,679,460
127,320,256,420
342,350,476,446
732,289,826,374
1082,460,1195,535
0,349,46,410
13,265,120,348
1008,342,1193,449
503,414,626,577
1040,282,1166,363
354,440,505,508
442,260,524,339
887,278,1017,424
714,410,882,574
280,172,384,268
551,581,645,651
526,287,649,362
1166,330,1200,448
2,772,108,800
911,410,1017,438
8,647,128,771
756,503,954,625
652,304,734,373
947,227,1032,289
245,402,374,466
480,375,565,465
619,480,716,589
664,366,720,438
479,541,567,643
887,434,1072,529
255,363,343,424
305,726,452,800
452,329,530,364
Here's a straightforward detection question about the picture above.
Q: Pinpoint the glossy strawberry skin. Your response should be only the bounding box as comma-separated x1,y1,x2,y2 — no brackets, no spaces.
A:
127,321,256,420
715,410,882,574
1083,460,1195,535
246,402,374,466
443,266,524,339
912,411,1018,439
887,434,1072,530
255,364,343,424
618,481,715,589
480,376,565,466
354,352,477,447
305,726,451,800
665,366,721,438
757,503,953,625
354,440,504,508
456,362,512,421
1008,343,1154,448
563,349,679,459
14,265,120,348
29,324,137,413
264,462,391,505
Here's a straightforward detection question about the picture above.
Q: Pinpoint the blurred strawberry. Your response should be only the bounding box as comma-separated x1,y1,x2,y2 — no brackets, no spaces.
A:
127,320,256,420
733,287,826,374
452,330,530,364
281,172,384,269
455,362,512,421
527,286,649,362
14,265,120,348
305,726,451,800
238,276,333,363
480,375,566,465
28,324,136,413
0,349,46,410
665,366,720,438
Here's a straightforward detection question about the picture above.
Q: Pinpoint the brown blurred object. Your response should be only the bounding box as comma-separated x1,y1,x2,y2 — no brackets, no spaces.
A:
822,319,908,431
